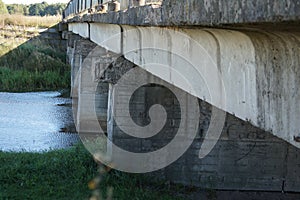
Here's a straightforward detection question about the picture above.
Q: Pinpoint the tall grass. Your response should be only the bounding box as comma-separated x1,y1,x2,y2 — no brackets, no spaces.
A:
0,40,70,92
0,39,67,71
0,17,70,92
0,14,61,28
0,67,69,92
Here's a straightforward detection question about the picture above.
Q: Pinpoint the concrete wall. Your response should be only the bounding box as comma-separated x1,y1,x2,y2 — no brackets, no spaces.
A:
66,34,300,191
68,23,300,150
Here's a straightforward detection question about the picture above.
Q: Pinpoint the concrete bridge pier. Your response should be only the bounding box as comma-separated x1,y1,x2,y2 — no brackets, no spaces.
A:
66,32,300,191
63,0,300,192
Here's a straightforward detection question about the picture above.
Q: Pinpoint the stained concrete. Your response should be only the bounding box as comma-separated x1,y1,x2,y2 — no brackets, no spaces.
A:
65,0,300,27
67,23,300,151
64,0,300,193
67,37,300,191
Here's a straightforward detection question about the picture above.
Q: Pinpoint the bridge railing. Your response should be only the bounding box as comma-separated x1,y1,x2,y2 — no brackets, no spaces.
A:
63,0,163,19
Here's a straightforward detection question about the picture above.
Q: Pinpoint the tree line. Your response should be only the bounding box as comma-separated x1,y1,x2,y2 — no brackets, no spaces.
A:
0,0,66,16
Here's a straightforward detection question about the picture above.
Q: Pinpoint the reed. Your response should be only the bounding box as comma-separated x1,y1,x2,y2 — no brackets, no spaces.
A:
0,14,61,28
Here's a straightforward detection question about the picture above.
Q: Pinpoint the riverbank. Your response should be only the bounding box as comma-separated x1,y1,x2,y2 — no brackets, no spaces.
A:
0,14,69,92
0,67,69,92
0,143,183,200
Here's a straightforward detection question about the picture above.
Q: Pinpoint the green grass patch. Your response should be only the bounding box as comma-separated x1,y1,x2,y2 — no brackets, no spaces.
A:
0,30,70,92
0,144,183,200
0,39,67,71
0,67,69,92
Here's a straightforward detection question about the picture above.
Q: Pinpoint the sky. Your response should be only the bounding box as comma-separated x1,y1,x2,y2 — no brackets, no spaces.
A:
3,0,70,4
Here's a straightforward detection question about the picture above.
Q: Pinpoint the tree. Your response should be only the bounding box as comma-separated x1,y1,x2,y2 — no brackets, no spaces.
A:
6,2,67,16
28,2,48,16
45,3,66,16
23,6,29,16
6,4,26,15
0,0,8,14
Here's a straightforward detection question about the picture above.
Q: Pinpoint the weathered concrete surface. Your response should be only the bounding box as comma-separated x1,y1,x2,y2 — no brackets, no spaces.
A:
68,23,89,38
67,23,300,151
64,0,300,192
66,0,300,27
103,56,299,192
67,34,120,133
67,33,97,98
67,38,300,191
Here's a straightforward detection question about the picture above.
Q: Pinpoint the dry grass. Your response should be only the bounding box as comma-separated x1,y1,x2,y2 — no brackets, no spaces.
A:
0,14,61,28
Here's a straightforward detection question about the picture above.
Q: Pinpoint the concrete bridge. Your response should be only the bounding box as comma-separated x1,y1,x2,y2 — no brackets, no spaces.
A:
62,0,300,192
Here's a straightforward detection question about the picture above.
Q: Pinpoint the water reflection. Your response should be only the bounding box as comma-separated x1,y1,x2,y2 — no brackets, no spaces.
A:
0,91,79,152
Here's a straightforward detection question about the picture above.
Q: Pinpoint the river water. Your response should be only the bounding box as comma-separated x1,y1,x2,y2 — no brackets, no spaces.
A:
0,91,79,152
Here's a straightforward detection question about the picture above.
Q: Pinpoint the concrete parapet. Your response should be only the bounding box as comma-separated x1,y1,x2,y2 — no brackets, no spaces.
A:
66,0,300,28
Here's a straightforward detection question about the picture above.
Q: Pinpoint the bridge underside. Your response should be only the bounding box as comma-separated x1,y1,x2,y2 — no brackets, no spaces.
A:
68,23,300,148
66,31,300,191
63,0,300,192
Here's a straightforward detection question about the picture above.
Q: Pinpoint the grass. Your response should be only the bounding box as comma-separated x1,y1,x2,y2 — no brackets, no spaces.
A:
0,144,183,200
0,67,69,92
0,39,70,92
0,17,70,92
0,14,61,28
